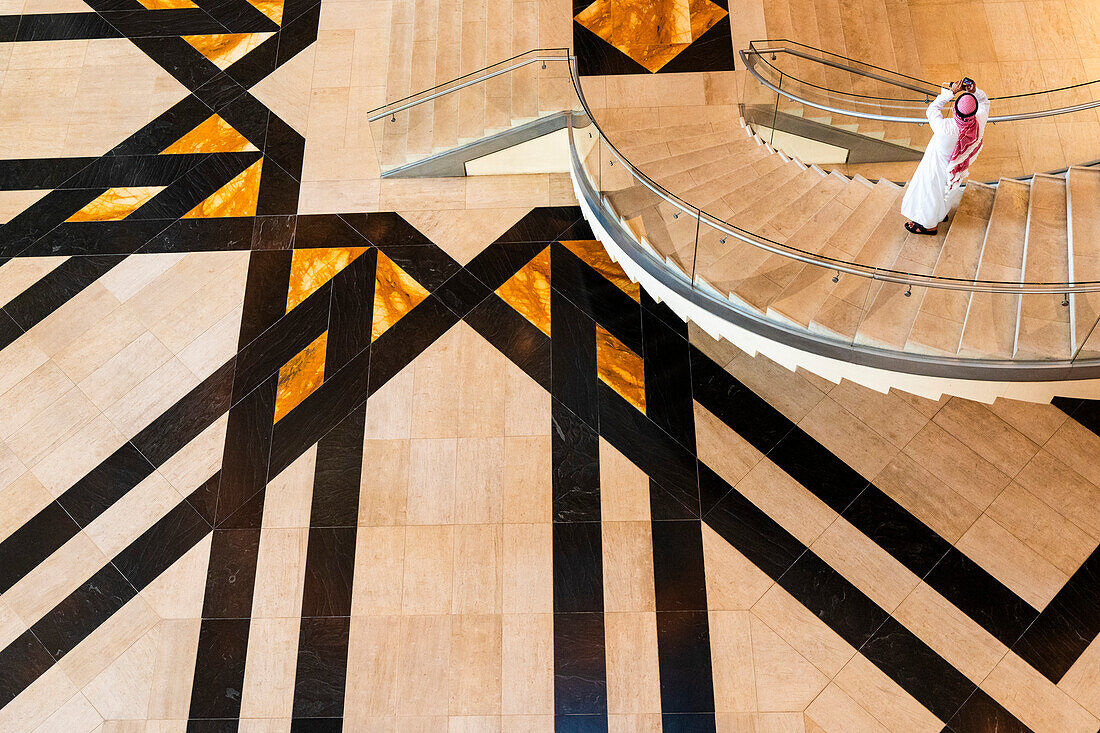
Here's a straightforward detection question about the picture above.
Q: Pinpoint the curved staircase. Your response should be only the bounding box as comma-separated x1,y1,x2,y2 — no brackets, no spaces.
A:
595,106,1100,364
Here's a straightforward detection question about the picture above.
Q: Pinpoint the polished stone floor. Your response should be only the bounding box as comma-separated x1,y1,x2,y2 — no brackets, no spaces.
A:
1,0,1100,730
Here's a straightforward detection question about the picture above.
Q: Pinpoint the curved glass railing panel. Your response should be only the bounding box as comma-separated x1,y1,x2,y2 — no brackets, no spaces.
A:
369,49,1100,370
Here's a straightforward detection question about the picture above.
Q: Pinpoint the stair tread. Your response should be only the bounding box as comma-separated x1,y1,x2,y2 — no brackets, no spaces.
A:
1016,175,1070,360
958,179,1032,359
906,184,998,355
1069,167,1100,358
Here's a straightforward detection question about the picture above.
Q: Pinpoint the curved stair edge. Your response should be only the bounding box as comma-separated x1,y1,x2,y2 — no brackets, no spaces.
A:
568,155,1100,405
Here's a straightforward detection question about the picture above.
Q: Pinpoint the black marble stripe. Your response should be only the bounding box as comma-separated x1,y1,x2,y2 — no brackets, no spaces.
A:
552,286,599,429
12,12,122,40
690,345,1043,652
0,157,98,190
1013,545,1100,683
0,475,213,707
290,407,365,724
465,240,547,291
1,254,125,342
701,464,1026,728
324,249,376,375
464,292,551,391
236,248,294,350
552,241,643,355
641,305,695,451
0,189,105,258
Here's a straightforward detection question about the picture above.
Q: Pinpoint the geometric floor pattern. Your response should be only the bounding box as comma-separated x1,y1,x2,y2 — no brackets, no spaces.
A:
1,204,1099,732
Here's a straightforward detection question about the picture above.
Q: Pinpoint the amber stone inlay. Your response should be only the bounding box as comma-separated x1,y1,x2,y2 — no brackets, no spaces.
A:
561,239,641,303
596,325,646,412
274,331,327,422
247,0,284,25
136,0,198,9
161,115,258,155
183,159,263,219
372,252,430,342
495,246,552,336
573,0,728,73
182,33,274,70
67,186,165,222
286,247,370,313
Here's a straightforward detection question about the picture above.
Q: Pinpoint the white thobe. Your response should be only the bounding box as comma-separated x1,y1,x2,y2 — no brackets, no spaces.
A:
900,87,990,228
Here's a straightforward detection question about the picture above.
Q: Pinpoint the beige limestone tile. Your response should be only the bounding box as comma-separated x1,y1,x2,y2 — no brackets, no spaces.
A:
827,380,929,449
0,360,74,439
504,365,550,437
694,401,764,487
251,527,308,619
146,262,248,356
599,438,650,522
751,615,829,712
702,524,774,611
360,439,410,526
1043,418,1100,493
810,518,920,613
548,173,577,206
396,615,452,716
873,452,981,544
352,525,405,616
27,282,121,358
986,397,1068,445
84,470,181,558
98,254,186,305
501,614,553,715
602,521,656,612
398,208,529,266
833,654,941,733
5,384,99,474
407,438,457,524
77,330,173,412
466,175,550,209
141,533,210,621
177,304,242,379
985,482,1095,574
146,618,201,721
32,690,102,733
31,413,126,496
799,397,898,481
298,179,381,214
365,358,413,440
0,189,50,225
252,43,314,136
736,459,835,547
502,523,553,613
59,591,158,688
123,253,237,332
715,712,806,733
237,719,291,733
893,582,1007,685
0,665,79,732
501,715,553,732
1060,633,1100,719
455,438,503,524
81,623,159,719
0,336,49,398
156,414,228,496
957,515,1068,610
709,610,757,713
984,652,1099,733
345,616,402,719
380,178,467,210
449,614,503,715
902,422,1010,511
240,617,300,719
261,442,319,528
52,305,147,385
104,358,200,439
402,524,454,614
503,436,551,523
453,524,502,614
0,256,67,307
751,585,855,679
804,684,889,733
722,349,829,424
606,715,661,733
932,398,1039,478
687,323,740,368
0,471,51,544
605,612,661,714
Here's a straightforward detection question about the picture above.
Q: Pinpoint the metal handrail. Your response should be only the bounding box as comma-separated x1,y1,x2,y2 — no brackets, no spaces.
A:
562,58,1100,294
742,43,1100,123
365,48,570,122
367,51,1100,294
